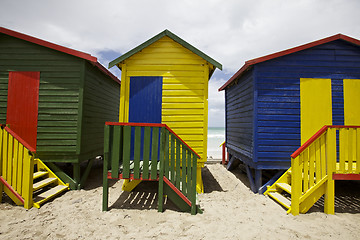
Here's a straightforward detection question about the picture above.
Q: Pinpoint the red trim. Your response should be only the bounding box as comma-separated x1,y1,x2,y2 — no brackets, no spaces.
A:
219,34,360,91
2,125,36,152
93,62,121,84
333,174,360,180
106,122,167,128
107,172,159,181
0,27,120,85
106,122,201,159
0,176,25,204
163,176,191,206
0,27,96,63
291,125,360,159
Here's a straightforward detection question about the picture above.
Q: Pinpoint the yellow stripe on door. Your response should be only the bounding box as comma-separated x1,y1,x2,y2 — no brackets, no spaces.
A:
343,79,360,125
300,78,332,144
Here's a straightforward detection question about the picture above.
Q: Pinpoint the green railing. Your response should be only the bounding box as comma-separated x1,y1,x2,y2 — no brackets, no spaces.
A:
103,122,200,214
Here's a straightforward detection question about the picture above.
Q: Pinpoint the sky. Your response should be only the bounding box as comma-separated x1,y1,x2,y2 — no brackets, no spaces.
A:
1,0,359,127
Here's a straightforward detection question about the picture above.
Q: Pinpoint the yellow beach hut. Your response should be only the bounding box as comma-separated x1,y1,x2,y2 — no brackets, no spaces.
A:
108,29,222,192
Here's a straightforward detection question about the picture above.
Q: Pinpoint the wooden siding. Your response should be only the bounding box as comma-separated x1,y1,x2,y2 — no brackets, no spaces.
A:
120,36,211,160
253,40,360,169
225,69,254,162
0,34,81,161
79,62,120,162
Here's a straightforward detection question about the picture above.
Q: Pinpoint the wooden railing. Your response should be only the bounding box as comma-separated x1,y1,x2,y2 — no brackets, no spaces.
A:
0,125,35,209
103,122,200,213
290,125,360,215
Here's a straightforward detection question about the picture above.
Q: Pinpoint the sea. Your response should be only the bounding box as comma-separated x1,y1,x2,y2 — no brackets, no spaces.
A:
207,127,225,159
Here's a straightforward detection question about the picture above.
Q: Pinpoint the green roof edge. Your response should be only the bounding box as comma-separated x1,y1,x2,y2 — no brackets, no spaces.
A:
108,29,222,71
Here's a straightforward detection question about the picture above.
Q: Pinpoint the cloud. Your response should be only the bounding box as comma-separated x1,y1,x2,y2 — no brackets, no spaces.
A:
1,0,359,127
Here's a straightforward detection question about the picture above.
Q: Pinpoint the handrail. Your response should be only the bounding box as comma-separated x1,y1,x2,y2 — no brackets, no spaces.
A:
291,125,360,158
103,122,200,213
1,125,36,153
105,122,200,158
290,125,360,215
0,124,34,209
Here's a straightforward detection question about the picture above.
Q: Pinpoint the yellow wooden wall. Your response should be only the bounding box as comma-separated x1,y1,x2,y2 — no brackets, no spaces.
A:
118,36,214,164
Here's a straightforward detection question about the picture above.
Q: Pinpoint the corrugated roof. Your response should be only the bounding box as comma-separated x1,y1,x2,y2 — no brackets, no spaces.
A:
0,27,120,84
108,29,222,71
219,33,360,91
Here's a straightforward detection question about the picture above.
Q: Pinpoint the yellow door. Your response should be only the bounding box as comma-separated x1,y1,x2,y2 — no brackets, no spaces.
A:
300,78,333,144
343,79,360,125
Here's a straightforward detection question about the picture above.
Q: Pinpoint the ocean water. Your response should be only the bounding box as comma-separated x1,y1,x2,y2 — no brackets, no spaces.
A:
207,127,225,159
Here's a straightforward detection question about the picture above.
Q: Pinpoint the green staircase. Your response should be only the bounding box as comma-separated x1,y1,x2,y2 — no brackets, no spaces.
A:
103,122,202,215
32,159,69,208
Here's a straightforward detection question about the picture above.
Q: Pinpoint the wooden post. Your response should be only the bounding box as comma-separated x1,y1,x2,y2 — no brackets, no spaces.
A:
22,151,34,209
191,154,197,215
102,125,110,211
0,127,3,203
291,156,301,215
158,128,165,213
222,143,225,165
324,128,335,214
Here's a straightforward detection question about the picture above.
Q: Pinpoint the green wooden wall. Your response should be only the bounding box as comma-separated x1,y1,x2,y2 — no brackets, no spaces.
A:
78,62,119,162
0,33,120,163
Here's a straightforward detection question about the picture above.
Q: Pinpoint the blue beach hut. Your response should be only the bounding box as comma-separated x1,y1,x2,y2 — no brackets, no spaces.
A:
219,34,360,193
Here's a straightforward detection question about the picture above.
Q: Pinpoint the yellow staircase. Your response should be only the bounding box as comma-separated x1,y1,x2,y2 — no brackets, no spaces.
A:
265,168,292,211
32,159,69,208
264,125,360,215
0,125,68,209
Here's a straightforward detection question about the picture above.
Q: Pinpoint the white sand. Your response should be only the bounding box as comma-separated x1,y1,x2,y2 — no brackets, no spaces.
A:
1,160,360,240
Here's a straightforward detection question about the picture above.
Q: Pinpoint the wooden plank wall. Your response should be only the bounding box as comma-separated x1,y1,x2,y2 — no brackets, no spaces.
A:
254,40,360,169
225,69,254,163
79,62,120,162
0,34,81,162
120,36,211,160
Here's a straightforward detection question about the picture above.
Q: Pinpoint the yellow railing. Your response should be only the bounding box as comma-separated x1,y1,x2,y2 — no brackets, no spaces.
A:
290,125,360,215
0,125,35,209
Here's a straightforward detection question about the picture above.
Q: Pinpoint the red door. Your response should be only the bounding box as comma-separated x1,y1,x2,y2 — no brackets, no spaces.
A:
6,72,40,150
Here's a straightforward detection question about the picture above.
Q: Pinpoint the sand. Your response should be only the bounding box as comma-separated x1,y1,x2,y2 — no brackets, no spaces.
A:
1,160,360,240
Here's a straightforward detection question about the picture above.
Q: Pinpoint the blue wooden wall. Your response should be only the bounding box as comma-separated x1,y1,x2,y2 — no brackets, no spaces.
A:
225,39,360,170
225,69,254,166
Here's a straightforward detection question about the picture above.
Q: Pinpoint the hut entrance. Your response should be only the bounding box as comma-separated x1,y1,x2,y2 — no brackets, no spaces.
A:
300,78,332,145
129,76,163,160
6,71,40,150
129,76,163,123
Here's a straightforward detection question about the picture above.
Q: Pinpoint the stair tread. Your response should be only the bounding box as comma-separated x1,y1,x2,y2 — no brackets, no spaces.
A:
33,178,57,191
33,171,48,179
276,182,292,194
267,192,291,209
33,185,68,207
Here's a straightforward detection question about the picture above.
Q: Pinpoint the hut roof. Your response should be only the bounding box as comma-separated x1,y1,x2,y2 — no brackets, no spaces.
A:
108,29,222,73
0,27,120,84
219,34,360,91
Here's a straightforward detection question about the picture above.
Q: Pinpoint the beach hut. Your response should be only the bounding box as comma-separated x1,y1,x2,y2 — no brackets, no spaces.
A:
108,29,222,193
219,34,360,193
0,27,120,190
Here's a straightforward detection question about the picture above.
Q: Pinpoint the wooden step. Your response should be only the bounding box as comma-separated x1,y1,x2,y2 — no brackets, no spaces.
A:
33,178,57,191
33,171,48,180
33,185,68,208
267,192,291,209
276,183,292,194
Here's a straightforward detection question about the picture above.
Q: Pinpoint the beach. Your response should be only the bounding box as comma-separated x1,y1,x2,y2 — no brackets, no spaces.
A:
1,159,360,239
